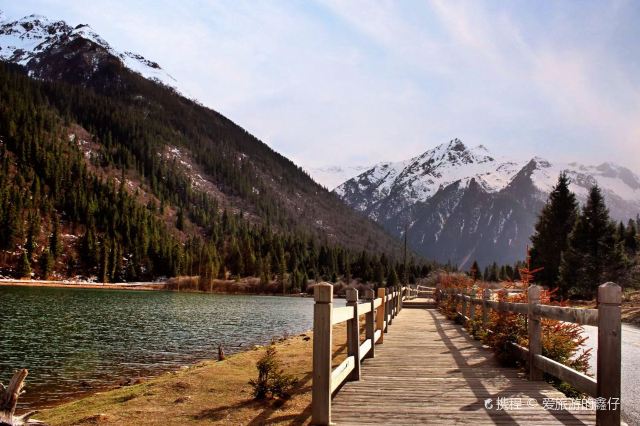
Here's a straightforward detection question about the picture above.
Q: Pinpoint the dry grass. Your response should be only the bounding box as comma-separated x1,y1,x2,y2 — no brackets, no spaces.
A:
34,325,348,426
622,290,640,325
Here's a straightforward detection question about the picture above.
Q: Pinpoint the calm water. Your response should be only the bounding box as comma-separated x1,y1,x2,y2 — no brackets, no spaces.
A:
0,286,313,411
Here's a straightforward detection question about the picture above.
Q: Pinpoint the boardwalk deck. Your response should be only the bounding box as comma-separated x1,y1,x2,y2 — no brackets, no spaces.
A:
331,299,597,425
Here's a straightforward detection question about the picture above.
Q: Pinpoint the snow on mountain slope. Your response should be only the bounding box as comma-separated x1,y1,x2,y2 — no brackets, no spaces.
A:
530,158,640,202
337,139,640,217
336,139,526,212
0,12,183,95
335,139,640,267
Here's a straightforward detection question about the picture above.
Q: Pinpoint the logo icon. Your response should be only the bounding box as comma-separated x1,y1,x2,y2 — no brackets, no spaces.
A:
484,398,493,409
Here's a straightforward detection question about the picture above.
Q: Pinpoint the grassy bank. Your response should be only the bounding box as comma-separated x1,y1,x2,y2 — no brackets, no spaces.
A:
34,327,347,425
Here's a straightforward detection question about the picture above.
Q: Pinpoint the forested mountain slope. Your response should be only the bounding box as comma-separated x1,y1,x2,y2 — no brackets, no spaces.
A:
0,14,413,284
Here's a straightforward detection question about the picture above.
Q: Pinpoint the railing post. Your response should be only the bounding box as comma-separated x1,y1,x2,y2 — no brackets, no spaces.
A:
597,282,622,426
376,287,387,343
482,288,491,328
527,285,543,381
394,289,398,315
312,283,333,425
364,288,375,359
469,290,476,323
345,288,361,381
391,289,396,320
387,289,393,327
461,290,468,324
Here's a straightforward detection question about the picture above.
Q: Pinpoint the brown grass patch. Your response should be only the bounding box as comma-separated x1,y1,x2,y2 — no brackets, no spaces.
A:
35,325,348,425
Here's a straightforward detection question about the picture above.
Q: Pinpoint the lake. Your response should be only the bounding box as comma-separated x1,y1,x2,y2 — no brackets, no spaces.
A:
0,286,314,411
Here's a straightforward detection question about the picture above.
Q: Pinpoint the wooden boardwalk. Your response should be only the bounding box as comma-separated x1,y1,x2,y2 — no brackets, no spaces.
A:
331,299,597,425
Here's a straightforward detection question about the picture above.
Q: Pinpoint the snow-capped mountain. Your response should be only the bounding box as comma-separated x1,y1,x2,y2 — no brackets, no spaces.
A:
335,139,640,268
0,12,183,95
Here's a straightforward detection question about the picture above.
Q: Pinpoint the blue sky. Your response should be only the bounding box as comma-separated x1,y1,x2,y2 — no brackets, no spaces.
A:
2,0,640,184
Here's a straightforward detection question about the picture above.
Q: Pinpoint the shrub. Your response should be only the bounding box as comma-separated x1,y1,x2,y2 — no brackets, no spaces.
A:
436,272,591,394
249,345,296,400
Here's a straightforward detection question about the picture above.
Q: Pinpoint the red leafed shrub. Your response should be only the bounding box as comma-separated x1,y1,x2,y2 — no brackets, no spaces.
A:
436,272,591,396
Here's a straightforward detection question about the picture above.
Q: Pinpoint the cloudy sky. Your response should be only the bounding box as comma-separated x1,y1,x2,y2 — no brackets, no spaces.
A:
2,0,640,187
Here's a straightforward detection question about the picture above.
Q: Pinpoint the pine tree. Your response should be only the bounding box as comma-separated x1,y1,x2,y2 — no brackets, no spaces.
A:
17,251,31,278
559,185,623,298
39,249,54,279
488,262,499,282
386,267,398,287
470,260,480,281
624,219,638,255
25,218,37,261
530,172,578,291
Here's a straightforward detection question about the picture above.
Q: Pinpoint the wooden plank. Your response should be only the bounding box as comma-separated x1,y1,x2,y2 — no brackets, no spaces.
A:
359,339,372,360
331,299,596,425
358,302,372,315
374,329,381,343
534,304,598,326
534,354,597,397
373,298,382,309
330,355,355,394
332,306,354,325
485,299,528,315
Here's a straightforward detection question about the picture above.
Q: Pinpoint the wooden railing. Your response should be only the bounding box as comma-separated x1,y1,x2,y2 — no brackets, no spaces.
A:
437,282,622,426
416,284,436,298
311,283,409,425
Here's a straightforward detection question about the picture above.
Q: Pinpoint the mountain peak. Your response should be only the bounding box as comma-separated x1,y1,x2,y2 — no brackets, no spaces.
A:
448,138,466,151
0,12,183,95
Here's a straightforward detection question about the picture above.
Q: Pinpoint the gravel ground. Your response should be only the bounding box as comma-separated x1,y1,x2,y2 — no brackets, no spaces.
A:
582,323,640,425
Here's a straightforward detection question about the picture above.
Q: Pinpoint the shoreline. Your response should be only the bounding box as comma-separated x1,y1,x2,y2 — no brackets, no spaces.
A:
0,279,167,291
31,325,348,425
0,279,312,297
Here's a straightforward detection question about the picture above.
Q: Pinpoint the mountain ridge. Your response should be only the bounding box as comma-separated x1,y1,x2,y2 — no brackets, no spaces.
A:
335,139,640,268
0,12,184,95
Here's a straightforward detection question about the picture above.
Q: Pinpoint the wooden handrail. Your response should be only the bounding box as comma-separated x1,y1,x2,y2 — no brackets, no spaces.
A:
311,283,410,425
436,282,622,426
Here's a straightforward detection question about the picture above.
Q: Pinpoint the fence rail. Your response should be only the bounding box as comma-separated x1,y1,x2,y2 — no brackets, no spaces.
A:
311,283,413,425
437,282,622,426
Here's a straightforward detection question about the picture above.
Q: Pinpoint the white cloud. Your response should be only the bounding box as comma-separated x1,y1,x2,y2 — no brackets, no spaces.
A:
2,0,639,182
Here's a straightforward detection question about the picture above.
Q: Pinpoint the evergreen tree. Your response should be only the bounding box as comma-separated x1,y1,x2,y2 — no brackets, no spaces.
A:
39,249,54,279
470,260,480,281
488,262,499,282
624,219,638,255
559,186,624,298
386,267,398,287
530,172,578,291
25,218,37,261
17,251,31,278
